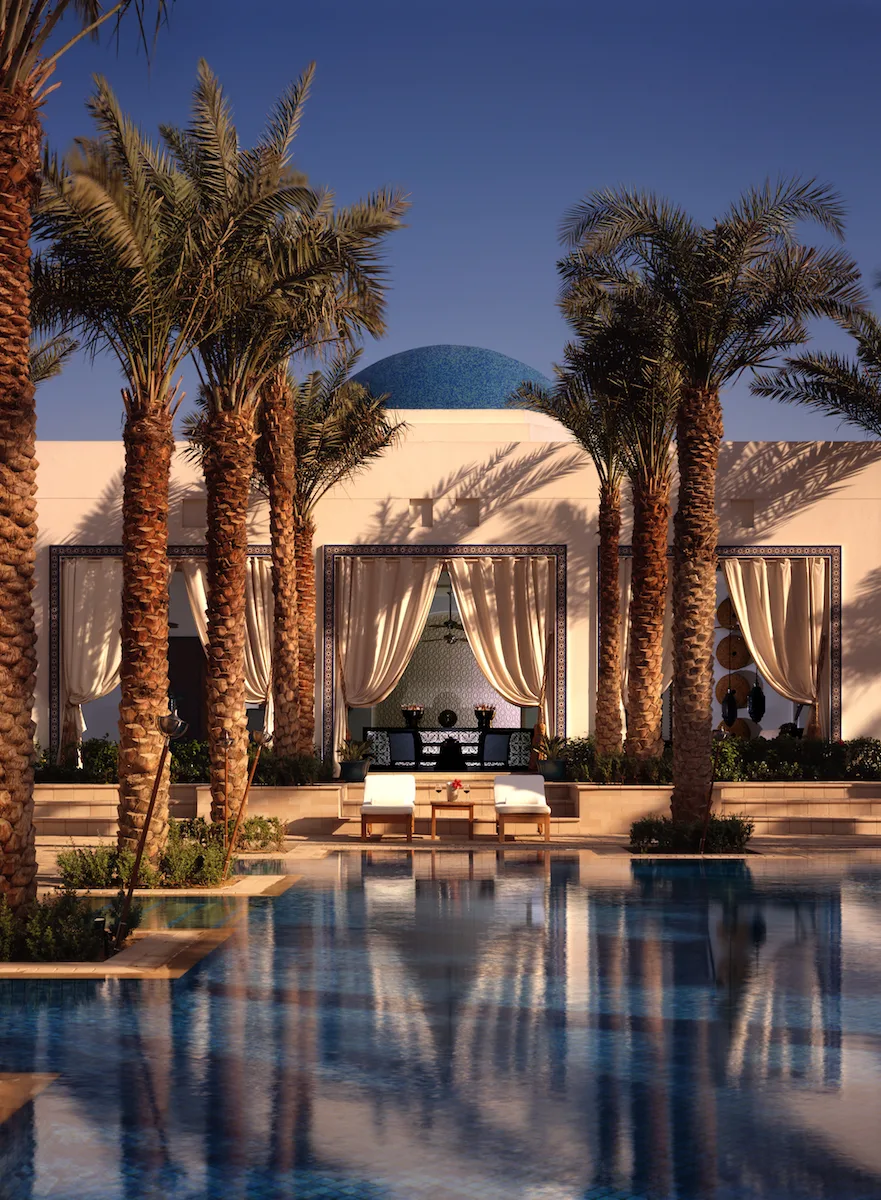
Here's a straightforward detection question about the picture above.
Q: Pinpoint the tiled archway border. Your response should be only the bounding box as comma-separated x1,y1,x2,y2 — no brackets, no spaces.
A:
322,544,567,758
48,543,271,758
615,543,842,741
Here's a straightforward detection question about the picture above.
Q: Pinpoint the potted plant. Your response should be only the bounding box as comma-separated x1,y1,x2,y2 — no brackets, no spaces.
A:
338,739,373,783
474,704,495,730
537,734,567,782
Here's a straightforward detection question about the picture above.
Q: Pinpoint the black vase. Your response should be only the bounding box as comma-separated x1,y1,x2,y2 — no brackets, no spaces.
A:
474,708,494,730
401,708,424,729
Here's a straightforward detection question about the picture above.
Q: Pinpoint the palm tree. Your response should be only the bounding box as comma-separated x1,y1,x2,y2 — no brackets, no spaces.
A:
560,180,863,819
752,309,881,435
514,355,627,757
565,299,678,760
258,366,300,758
0,0,168,908
257,350,404,755
33,77,218,857
170,62,406,817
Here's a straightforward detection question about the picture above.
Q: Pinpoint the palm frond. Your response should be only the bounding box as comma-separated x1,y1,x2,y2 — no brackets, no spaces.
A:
752,311,881,438
1,1,172,94
29,331,78,384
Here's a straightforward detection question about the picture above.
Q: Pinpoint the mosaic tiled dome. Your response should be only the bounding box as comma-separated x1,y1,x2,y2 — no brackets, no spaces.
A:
352,344,549,409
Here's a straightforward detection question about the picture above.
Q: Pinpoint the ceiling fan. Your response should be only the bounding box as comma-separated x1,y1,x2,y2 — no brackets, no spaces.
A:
424,589,467,645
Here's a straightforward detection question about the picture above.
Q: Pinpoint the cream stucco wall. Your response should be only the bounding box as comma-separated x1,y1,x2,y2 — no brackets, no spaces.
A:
32,419,881,750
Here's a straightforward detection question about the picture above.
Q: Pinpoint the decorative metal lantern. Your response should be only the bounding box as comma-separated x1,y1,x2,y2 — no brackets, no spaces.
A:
748,678,766,723
720,688,739,728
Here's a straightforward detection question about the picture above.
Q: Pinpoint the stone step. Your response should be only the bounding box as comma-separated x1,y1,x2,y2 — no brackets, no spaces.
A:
744,816,881,836
719,799,881,818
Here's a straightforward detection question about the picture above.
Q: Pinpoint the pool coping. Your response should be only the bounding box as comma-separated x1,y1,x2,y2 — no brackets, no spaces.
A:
0,875,302,981
43,873,302,899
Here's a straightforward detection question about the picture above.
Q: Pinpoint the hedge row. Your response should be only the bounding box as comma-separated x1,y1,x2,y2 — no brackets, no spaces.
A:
562,735,881,785
36,738,329,786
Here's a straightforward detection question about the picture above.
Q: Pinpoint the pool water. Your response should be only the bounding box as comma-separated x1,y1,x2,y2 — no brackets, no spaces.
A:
2,851,881,1200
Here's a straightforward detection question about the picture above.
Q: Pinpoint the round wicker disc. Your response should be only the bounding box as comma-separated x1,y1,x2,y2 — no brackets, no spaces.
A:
716,597,738,630
716,633,753,670
715,672,750,707
717,716,753,740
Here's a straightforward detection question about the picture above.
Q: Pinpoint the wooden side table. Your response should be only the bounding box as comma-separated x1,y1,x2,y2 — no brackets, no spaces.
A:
430,800,475,840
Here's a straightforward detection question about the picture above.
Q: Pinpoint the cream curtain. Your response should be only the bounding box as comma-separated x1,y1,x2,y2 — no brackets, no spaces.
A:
334,556,444,761
722,556,830,738
182,557,275,732
61,557,123,747
448,555,556,733
618,557,673,712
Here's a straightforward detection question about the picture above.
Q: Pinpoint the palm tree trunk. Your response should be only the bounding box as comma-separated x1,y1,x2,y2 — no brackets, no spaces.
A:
595,480,624,757
295,517,316,756
204,410,257,820
117,408,173,857
262,375,299,757
624,476,670,760
671,386,723,821
0,88,41,910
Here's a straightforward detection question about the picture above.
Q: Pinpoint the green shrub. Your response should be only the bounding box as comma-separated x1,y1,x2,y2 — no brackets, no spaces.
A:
160,838,226,887
239,815,286,849
561,736,595,782
0,897,16,961
251,747,324,786
170,739,211,783
24,889,107,962
79,737,119,782
629,813,754,854
35,737,119,784
114,849,161,889
56,845,118,889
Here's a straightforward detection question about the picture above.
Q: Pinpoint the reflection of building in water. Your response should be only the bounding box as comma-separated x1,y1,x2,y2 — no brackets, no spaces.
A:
3,858,880,1200
709,890,842,1089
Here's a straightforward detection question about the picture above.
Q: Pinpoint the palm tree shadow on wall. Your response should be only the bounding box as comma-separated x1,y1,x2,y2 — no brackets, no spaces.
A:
841,565,881,687
715,441,881,540
363,441,587,556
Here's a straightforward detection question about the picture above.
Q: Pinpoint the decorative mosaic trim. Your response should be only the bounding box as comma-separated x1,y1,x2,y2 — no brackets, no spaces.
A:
48,544,270,758
612,543,842,741
322,544,567,758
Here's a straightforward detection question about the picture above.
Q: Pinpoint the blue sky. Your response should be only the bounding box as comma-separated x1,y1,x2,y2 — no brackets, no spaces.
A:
35,0,881,440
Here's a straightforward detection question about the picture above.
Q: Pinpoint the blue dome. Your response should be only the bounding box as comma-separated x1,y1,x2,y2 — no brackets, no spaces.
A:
352,344,550,409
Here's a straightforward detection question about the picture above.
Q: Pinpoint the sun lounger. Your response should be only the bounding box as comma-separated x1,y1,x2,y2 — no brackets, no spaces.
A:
360,774,416,842
494,774,551,843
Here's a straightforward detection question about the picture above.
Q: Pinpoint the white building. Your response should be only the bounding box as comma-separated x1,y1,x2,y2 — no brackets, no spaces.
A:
35,344,881,761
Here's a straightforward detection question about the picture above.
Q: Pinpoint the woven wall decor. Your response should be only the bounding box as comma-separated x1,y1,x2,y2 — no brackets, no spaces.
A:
715,672,750,707
716,597,738,630
716,633,753,671
717,716,753,740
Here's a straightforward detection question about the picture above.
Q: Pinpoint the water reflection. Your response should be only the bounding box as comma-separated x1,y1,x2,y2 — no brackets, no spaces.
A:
1,853,880,1199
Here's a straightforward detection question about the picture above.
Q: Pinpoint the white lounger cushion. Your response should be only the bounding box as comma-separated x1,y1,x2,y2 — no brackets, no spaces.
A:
494,774,551,814
362,774,416,813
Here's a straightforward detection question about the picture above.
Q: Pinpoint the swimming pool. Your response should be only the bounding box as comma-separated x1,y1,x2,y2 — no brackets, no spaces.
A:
1,851,880,1199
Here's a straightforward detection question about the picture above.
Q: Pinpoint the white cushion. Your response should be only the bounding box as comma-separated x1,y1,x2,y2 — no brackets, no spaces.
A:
498,804,551,815
362,774,416,809
360,803,415,816
494,774,548,811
